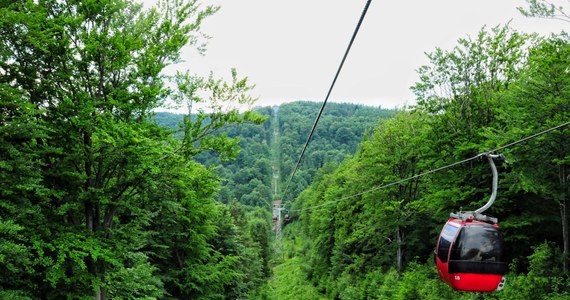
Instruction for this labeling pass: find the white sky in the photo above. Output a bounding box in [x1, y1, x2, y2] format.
[169, 0, 568, 109]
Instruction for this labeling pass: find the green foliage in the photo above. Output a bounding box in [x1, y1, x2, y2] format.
[518, 0, 570, 23]
[3, 0, 569, 298]
[282, 26, 570, 300]
[498, 242, 567, 300]
[278, 101, 393, 202]
[263, 223, 327, 300]
[0, 0, 271, 298]
[154, 101, 391, 207]
[106, 253, 165, 300]
[173, 68, 267, 161]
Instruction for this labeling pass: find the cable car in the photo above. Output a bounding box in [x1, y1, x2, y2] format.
[435, 214, 507, 292]
[434, 154, 507, 292]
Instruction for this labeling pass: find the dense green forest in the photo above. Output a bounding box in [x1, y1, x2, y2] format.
[155, 102, 392, 207]
[277, 25, 570, 300]
[0, 0, 271, 298]
[1, 0, 569, 299]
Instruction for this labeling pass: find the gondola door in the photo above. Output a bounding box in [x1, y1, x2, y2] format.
[435, 219, 460, 286]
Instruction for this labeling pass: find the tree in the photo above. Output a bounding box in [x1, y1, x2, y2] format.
[411, 24, 536, 217]
[0, 0, 266, 298]
[518, 0, 570, 23]
[493, 34, 570, 272]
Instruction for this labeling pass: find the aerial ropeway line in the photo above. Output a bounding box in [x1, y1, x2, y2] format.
[282, 0, 373, 200]
[288, 120, 570, 213]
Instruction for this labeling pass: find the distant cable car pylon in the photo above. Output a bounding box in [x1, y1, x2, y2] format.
[272, 200, 286, 258]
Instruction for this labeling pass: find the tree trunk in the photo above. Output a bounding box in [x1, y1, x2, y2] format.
[561, 163, 569, 274]
[396, 228, 404, 274]
[94, 287, 107, 300]
[562, 201, 568, 273]
[84, 130, 107, 299]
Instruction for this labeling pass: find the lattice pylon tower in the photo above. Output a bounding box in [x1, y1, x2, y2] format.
[273, 206, 284, 259]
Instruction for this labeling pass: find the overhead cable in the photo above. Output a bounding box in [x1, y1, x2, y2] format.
[290, 120, 570, 212]
[283, 0, 373, 199]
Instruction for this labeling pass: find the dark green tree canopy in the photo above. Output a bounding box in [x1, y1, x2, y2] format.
[0, 0, 270, 298]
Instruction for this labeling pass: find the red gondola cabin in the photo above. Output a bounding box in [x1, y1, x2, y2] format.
[435, 217, 507, 292]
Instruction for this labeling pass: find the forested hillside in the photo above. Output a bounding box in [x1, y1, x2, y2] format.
[155, 102, 393, 206]
[2, 0, 569, 299]
[277, 25, 570, 299]
[277, 102, 393, 202]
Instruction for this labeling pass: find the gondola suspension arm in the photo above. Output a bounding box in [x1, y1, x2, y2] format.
[450, 153, 505, 223]
[475, 154, 504, 214]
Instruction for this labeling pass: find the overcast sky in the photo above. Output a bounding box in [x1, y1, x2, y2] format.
[170, 0, 568, 109]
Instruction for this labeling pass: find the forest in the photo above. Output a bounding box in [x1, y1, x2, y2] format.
[0, 0, 568, 299]
[277, 21, 570, 300]
[154, 101, 392, 207]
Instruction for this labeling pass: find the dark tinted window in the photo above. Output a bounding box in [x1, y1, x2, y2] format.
[437, 223, 458, 263]
[450, 225, 505, 262]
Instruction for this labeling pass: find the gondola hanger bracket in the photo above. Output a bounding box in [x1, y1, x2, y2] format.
[450, 211, 498, 224]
